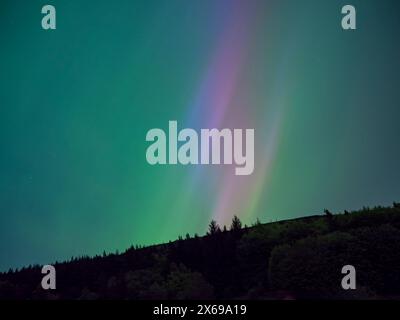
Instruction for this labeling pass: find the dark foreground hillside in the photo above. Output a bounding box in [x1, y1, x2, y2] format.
[1, 203, 400, 300]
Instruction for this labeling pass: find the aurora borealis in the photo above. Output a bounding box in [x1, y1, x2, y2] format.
[1, 0, 400, 271]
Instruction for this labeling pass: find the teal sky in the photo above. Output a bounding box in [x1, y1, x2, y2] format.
[1, 0, 399, 271]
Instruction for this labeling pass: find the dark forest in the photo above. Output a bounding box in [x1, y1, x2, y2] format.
[1, 203, 400, 300]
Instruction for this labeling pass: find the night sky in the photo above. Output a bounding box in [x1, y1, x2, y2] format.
[1, 0, 400, 271]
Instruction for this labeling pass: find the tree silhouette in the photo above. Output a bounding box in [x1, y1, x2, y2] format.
[230, 215, 242, 232]
[207, 220, 221, 235]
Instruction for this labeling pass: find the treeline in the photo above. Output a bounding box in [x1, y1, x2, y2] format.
[1, 203, 400, 299]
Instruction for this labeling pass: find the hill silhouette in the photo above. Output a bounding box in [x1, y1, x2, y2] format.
[1, 204, 400, 300]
